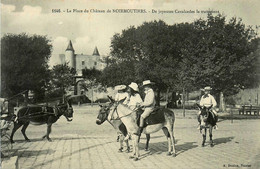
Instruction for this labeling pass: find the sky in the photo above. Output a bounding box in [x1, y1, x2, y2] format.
[1, 0, 260, 67]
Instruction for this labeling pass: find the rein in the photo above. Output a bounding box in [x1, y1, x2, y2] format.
[110, 103, 134, 120]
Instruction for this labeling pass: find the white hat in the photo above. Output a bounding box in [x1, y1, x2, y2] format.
[114, 85, 126, 91]
[128, 82, 139, 92]
[203, 86, 212, 91]
[142, 80, 154, 87]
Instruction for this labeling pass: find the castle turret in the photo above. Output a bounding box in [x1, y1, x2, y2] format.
[92, 46, 100, 56]
[65, 40, 76, 68]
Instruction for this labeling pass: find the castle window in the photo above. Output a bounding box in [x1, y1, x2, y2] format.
[82, 61, 85, 65]
[94, 61, 97, 66]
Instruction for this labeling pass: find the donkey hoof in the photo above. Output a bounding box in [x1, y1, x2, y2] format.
[210, 143, 214, 147]
[42, 135, 46, 139]
[47, 138, 52, 142]
[202, 143, 205, 147]
[134, 157, 139, 161]
[118, 148, 123, 152]
[172, 153, 176, 157]
[10, 140, 15, 144]
[26, 139, 31, 142]
[145, 148, 149, 151]
[166, 152, 172, 156]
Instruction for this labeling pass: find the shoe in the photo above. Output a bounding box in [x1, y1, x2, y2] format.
[197, 124, 200, 130]
[116, 136, 120, 142]
[214, 125, 218, 130]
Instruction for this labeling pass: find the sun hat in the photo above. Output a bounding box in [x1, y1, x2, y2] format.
[203, 86, 212, 91]
[128, 82, 139, 92]
[114, 85, 127, 91]
[142, 80, 155, 87]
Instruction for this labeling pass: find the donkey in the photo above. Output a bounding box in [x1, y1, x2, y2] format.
[197, 104, 216, 147]
[106, 97, 176, 161]
[10, 99, 73, 143]
[96, 103, 151, 152]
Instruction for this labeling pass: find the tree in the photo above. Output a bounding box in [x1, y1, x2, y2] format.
[49, 63, 76, 98]
[106, 20, 183, 105]
[1, 33, 52, 102]
[183, 14, 259, 111]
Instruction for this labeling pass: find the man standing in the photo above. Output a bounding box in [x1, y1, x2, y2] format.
[136, 80, 156, 136]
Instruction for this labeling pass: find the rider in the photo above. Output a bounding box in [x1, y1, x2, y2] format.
[114, 85, 129, 142]
[124, 82, 143, 140]
[136, 80, 156, 136]
[114, 85, 129, 104]
[197, 86, 218, 129]
[127, 82, 143, 111]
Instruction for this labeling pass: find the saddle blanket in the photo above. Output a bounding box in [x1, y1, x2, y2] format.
[136, 107, 166, 127]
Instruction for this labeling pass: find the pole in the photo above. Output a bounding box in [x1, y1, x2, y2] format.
[182, 87, 185, 117]
[231, 109, 233, 124]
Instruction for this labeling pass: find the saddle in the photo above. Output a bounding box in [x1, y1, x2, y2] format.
[136, 107, 165, 128]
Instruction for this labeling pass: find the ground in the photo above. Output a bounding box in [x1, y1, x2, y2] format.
[1, 105, 260, 169]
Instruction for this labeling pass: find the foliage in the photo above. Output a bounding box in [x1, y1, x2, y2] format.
[82, 67, 103, 92]
[100, 14, 259, 103]
[184, 14, 258, 96]
[1, 33, 52, 101]
[49, 63, 76, 97]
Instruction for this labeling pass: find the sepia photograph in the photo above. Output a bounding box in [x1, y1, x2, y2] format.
[1, 0, 260, 168]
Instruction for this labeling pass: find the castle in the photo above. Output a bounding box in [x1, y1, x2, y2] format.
[59, 41, 108, 97]
[59, 40, 106, 75]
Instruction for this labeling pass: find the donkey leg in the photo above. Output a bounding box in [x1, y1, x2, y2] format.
[118, 134, 124, 152]
[21, 122, 30, 142]
[162, 127, 171, 155]
[209, 126, 214, 147]
[145, 134, 150, 151]
[169, 125, 176, 157]
[46, 123, 53, 142]
[133, 134, 140, 161]
[10, 122, 23, 143]
[130, 134, 136, 159]
[125, 139, 130, 153]
[202, 129, 206, 147]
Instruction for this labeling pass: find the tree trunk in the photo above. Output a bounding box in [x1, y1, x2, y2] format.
[24, 90, 29, 106]
[156, 90, 161, 107]
[165, 88, 169, 108]
[219, 91, 226, 113]
[182, 87, 185, 117]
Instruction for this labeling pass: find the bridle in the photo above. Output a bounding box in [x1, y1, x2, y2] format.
[109, 102, 134, 120]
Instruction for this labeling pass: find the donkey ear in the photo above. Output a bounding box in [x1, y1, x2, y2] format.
[118, 97, 127, 104]
[196, 103, 202, 110]
[107, 95, 115, 103]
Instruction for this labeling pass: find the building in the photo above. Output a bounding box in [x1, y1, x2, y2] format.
[59, 40, 107, 97]
[59, 40, 106, 75]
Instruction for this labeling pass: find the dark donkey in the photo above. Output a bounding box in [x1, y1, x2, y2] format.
[197, 104, 217, 147]
[10, 99, 73, 143]
[96, 103, 151, 152]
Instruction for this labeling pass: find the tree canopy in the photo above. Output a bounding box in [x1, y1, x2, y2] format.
[100, 14, 259, 100]
[1, 33, 52, 100]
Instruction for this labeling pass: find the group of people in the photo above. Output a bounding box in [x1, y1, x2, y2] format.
[114, 80, 156, 137]
[113, 80, 219, 140]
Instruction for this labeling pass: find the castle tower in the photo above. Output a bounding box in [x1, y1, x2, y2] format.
[92, 46, 100, 56]
[65, 40, 75, 69]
